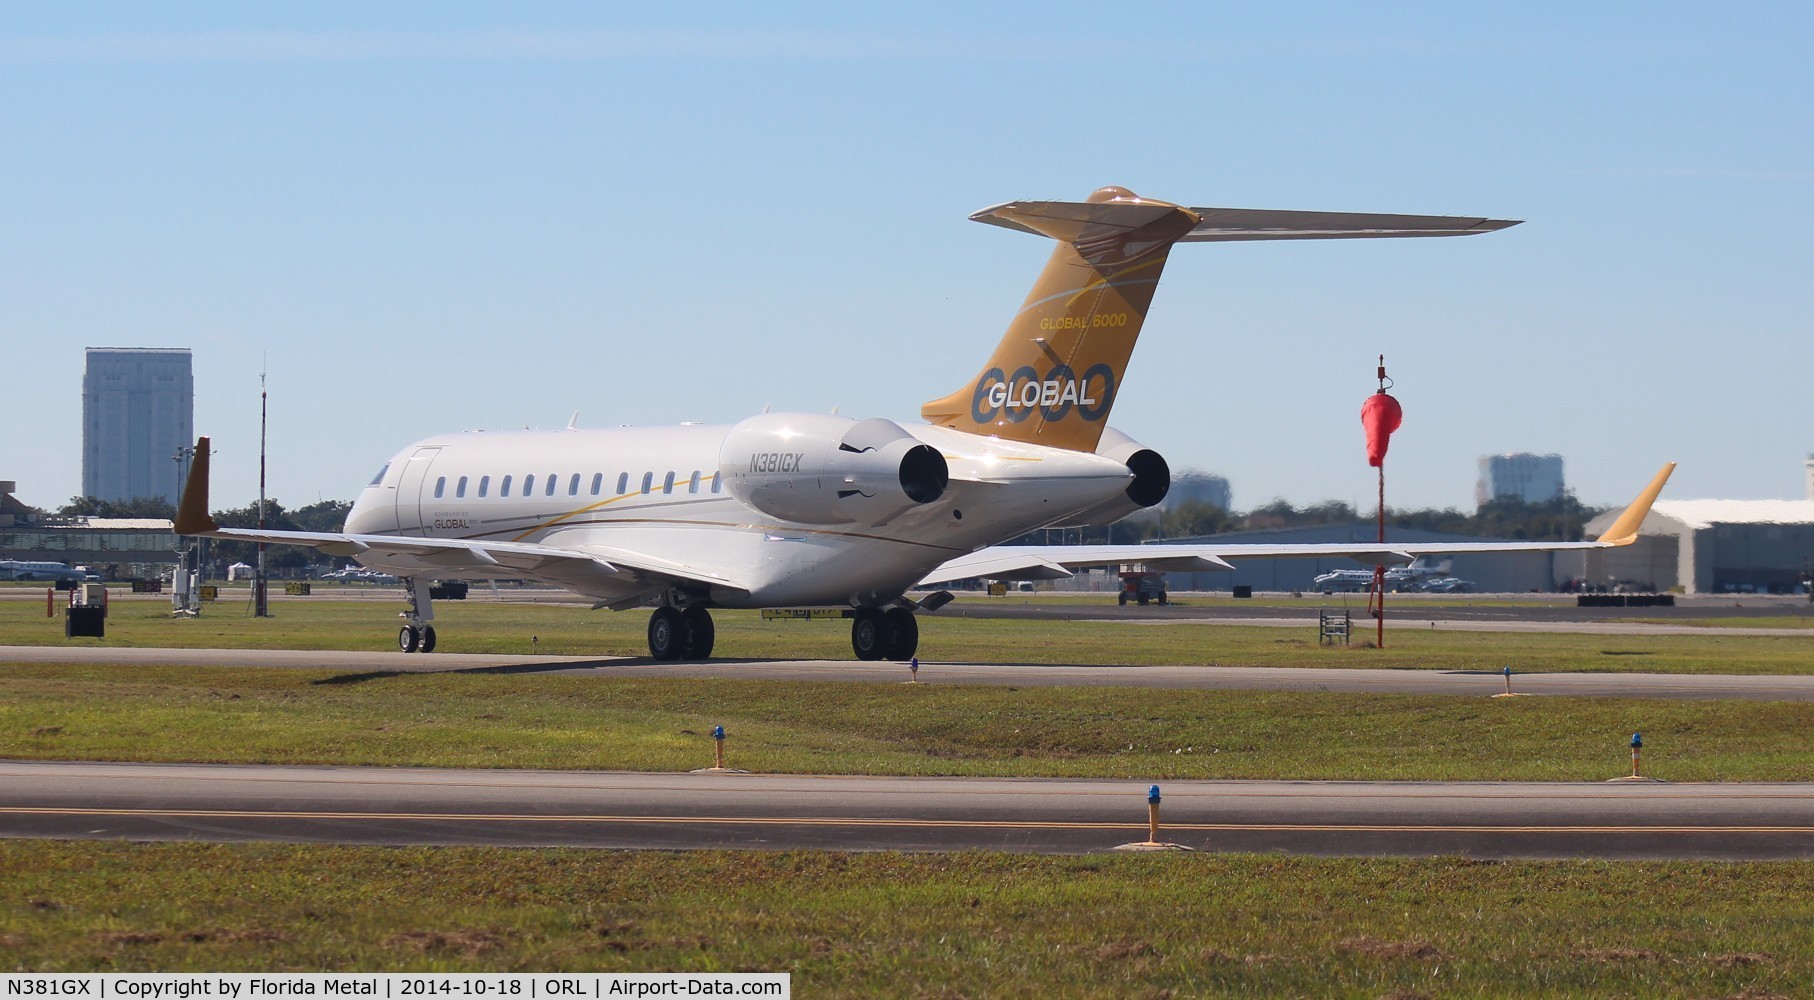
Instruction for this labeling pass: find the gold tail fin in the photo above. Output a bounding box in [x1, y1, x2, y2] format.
[173, 437, 219, 536]
[921, 186, 1198, 452]
[1596, 462, 1676, 545]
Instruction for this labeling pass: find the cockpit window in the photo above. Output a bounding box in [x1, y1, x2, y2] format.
[367, 464, 390, 487]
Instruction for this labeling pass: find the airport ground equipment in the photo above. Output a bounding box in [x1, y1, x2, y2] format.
[1117, 569, 1168, 606]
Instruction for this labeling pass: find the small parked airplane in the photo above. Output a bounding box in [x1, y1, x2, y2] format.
[174, 187, 1673, 660]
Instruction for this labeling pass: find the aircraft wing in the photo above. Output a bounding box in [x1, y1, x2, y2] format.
[920, 463, 1674, 586]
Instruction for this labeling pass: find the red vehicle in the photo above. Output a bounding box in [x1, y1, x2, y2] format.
[1117, 570, 1168, 606]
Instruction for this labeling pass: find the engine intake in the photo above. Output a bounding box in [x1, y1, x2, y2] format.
[720, 413, 949, 526]
[1050, 426, 1171, 527]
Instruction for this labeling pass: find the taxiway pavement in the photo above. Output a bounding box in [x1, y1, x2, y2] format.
[4, 645, 1811, 700]
[1, 760, 1808, 859]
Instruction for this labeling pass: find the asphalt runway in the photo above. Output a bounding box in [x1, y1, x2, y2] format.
[2, 760, 1808, 859]
[5, 645, 1812, 700]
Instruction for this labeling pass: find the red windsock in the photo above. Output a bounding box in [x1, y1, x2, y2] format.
[1361, 392, 1403, 467]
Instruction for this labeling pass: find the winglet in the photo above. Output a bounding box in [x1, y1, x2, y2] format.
[1595, 462, 1676, 546]
[173, 436, 219, 536]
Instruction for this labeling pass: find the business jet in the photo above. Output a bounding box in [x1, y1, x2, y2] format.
[174, 186, 1673, 660]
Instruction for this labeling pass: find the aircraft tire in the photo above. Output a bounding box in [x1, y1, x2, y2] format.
[420, 626, 437, 653]
[680, 608, 715, 660]
[881, 607, 918, 660]
[647, 607, 684, 661]
[398, 625, 420, 653]
[850, 609, 888, 661]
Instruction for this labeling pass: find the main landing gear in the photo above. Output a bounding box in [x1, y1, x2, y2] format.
[397, 577, 437, 653]
[850, 607, 918, 662]
[646, 606, 716, 661]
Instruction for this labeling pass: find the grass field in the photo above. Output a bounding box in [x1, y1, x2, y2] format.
[6, 596, 1814, 674]
[2, 841, 1808, 998]
[3, 662, 1809, 780]
[5, 595, 1810, 987]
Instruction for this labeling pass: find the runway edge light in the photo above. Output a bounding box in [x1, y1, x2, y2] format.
[1492, 664, 1527, 698]
[691, 724, 749, 775]
[1607, 730, 1665, 783]
[1113, 783, 1194, 852]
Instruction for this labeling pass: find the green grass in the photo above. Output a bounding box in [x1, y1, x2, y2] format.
[6, 596, 1814, 674]
[2, 841, 1808, 997]
[3, 663, 1808, 780]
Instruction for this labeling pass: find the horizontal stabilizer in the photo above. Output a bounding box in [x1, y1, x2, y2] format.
[972, 200, 1520, 243]
[1180, 207, 1520, 242]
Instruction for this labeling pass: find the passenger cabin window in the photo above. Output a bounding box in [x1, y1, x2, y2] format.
[711, 472, 722, 494]
[569, 473, 581, 496]
[590, 473, 603, 496]
[478, 476, 490, 498]
[546, 475, 558, 497]
[434, 477, 446, 499]
[501, 475, 512, 497]
[523, 474, 536, 496]
[640, 472, 652, 494]
[456, 476, 468, 499]
[662, 472, 675, 495]
[688, 471, 700, 494]
[617, 473, 629, 495]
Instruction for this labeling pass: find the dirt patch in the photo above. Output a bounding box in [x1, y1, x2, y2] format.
[178, 928, 291, 944]
[28, 899, 62, 911]
[385, 930, 508, 957]
[1710, 952, 1774, 968]
[1094, 939, 1155, 961]
[94, 931, 166, 945]
[1339, 936, 1446, 960]
[1573, 947, 1664, 962]
[30, 726, 64, 737]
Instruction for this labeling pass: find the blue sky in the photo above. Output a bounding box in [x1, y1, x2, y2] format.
[4, 3, 1810, 512]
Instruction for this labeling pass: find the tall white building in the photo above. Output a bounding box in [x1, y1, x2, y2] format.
[82, 348, 194, 505]
[1168, 470, 1233, 511]
[1476, 452, 1565, 507]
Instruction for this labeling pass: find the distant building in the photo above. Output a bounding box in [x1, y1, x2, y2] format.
[1167, 470, 1232, 511]
[1476, 452, 1564, 507]
[1562, 499, 1814, 594]
[1806, 453, 1813, 501]
[0, 481, 176, 579]
[82, 348, 194, 505]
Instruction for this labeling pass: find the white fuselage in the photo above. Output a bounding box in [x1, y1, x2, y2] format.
[342, 418, 1133, 609]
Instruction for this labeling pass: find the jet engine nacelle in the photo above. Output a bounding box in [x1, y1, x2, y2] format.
[1049, 426, 1171, 527]
[719, 413, 949, 526]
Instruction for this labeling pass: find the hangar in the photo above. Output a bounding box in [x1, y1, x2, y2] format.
[1562, 500, 1814, 595]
